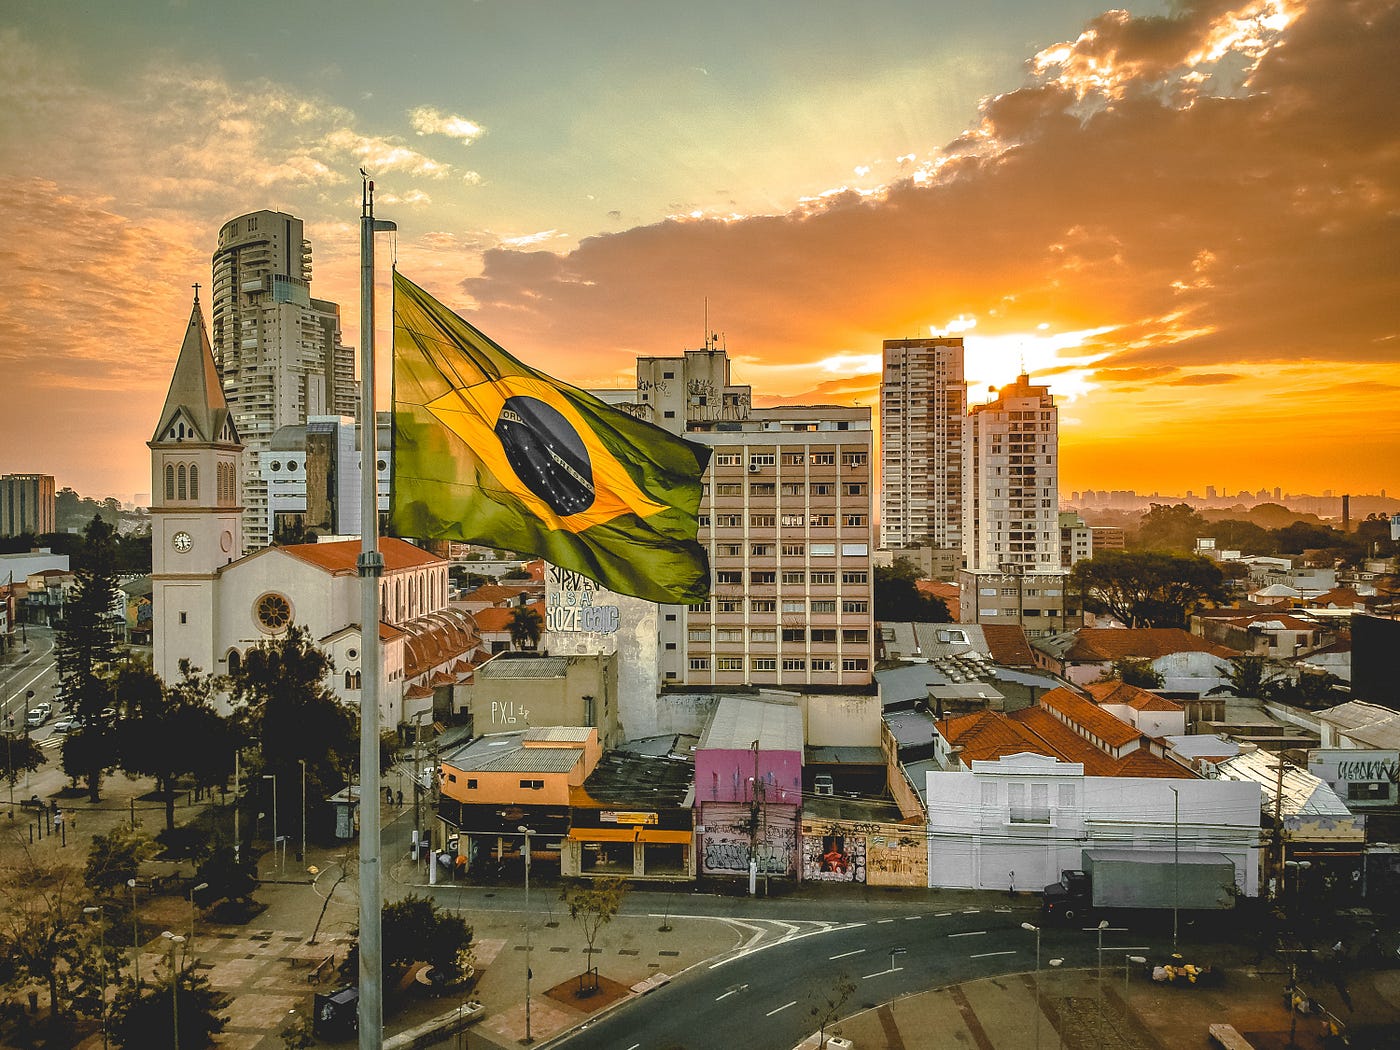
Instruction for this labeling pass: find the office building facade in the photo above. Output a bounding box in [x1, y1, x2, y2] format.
[621, 345, 876, 688]
[0, 474, 56, 537]
[209, 211, 359, 548]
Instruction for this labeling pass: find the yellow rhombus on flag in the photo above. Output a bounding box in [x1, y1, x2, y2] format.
[391, 270, 711, 605]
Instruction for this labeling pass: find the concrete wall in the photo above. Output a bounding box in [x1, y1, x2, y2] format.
[803, 692, 881, 747]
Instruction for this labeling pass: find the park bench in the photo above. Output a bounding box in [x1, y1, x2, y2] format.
[1208, 1023, 1255, 1050]
[19, 797, 47, 813]
[308, 955, 336, 984]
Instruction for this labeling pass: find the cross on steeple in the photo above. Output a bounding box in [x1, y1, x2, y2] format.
[192, 282, 201, 304]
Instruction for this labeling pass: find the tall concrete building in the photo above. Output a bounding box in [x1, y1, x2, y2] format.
[209, 211, 359, 548]
[616, 343, 876, 688]
[260, 413, 391, 543]
[0, 474, 56, 537]
[879, 337, 966, 553]
[958, 373, 1072, 638]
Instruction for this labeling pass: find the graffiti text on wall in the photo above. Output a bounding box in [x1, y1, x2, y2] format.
[546, 565, 620, 634]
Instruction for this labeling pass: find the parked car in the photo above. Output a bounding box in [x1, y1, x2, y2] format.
[51, 716, 78, 733]
[26, 705, 50, 728]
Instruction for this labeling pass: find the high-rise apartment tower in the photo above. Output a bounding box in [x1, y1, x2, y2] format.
[880, 338, 966, 553]
[209, 211, 358, 548]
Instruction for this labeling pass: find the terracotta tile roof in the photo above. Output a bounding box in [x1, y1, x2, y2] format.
[279, 536, 443, 576]
[1312, 588, 1363, 608]
[1009, 707, 1118, 774]
[1038, 686, 1142, 748]
[939, 711, 1057, 764]
[1111, 749, 1192, 778]
[461, 582, 538, 605]
[1083, 680, 1184, 713]
[1062, 628, 1237, 662]
[979, 624, 1037, 666]
[405, 683, 434, 700]
[472, 599, 545, 635]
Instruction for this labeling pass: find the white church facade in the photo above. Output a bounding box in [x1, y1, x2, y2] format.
[149, 294, 485, 728]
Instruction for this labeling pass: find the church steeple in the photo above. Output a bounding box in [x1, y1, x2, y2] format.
[151, 292, 238, 446]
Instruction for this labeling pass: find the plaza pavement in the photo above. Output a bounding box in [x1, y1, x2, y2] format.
[10, 771, 1400, 1049]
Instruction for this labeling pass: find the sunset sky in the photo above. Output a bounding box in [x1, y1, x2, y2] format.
[1, 0, 1396, 504]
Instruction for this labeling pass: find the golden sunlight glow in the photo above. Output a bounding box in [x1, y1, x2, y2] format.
[962, 326, 1116, 406]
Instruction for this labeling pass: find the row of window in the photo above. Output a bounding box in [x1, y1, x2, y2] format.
[690, 597, 871, 614]
[707, 482, 866, 497]
[688, 657, 870, 672]
[704, 514, 868, 528]
[689, 627, 868, 643]
[710, 452, 868, 467]
[713, 570, 869, 587]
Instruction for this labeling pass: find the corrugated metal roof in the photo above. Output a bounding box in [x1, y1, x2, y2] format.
[443, 732, 584, 774]
[1215, 749, 1352, 816]
[698, 695, 803, 752]
[525, 726, 594, 743]
[477, 656, 570, 679]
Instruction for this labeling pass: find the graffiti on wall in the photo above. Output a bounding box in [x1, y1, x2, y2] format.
[802, 819, 928, 887]
[802, 830, 866, 883]
[701, 805, 797, 876]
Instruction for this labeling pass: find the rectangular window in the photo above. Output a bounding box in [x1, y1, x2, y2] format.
[810, 452, 835, 465]
[781, 514, 806, 527]
[519, 779, 544, 790]
[750, 483, 775, 496]
[782, 658, 806, 671]
[810, 572, 837, 584]
[749, 454, 776, 466]
[780, 483, 806, 496]
[841, 571, 869, 584]
[717, 543, 742, 556]
[465, 778, 477, 789]
[717, 657, 743, 671]
[716, 483, 742, 496]
[782, 600, 806, 613]
[751, 571, 776, 585]
[810, 543, 835, 556]
[810, 628, 837, 643]
[715, 628, 744, 642]
[810, 658, 835, 671]
[782, 542, 806, 556]
[750, 544, 772, 556]
[751, 657, 777, 671]
[751, 628, 777, 642]
[782, 628, 806, 642]
[689, 600, 711, 613]
[842, 600, 869, 613]
[179, 612, 188, 624]
[781, 571, 805, 584]
[811, 483, 835, 496]
[688, 628, 710, 641]
[698, 515, 710, 527]
[689, 657, 709, 670]
[781, 452, 805, 465]
[751, 514, 776, 527]
[844, 483, 866, 496]
[841, 543, 869, 556]
[716, 571, 743, 585]
[751, 599, 776, 612]
[810, 514, 835, 526]
[841, 658, 869, 671]
[716, 514, 742, 527]
[843, 629, 869, 643]
[841, 452, 868, 467]
[811, 600, 836, 613]
[714, 453, 741, 466]
[717, 599, 742, 612]
[844, 514, 866, 526]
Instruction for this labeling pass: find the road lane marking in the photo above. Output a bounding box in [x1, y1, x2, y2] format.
[715, 984, 748, 1001]
[970, 950, 1018, 959]
[935, 911, 953, 917]
[863, 967, 904, 979]
[709, 921, 867, 969]
[948, 930, 987, 938]
[905, 915, 922, 920]
[767, 1000, 797, 1016]
[877, 918, 895, 924]
[626, 1044, 640, 1050]
[829, 949, 866, 960]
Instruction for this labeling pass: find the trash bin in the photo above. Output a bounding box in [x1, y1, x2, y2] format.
[312, 986, 359, 1039]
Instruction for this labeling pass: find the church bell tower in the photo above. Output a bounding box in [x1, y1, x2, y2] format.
[148, 288, 243, 685]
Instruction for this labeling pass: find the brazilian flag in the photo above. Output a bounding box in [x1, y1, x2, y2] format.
[391, 271, 711, 604]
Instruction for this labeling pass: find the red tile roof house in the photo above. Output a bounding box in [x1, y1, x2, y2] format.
[924, 686, 1262, 895]
[1031, 627, 1239, 692]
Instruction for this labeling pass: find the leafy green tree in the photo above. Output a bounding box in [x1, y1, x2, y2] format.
[195, 843, 259, 906]
[0, 848, 95, 1034]
[117, 662, 237, 830]
[1070, 550, 1226, 628]
[1209, 519, 1276, 556]
[561, 876, 627, 992]
[54, 516, 125, 801]
[1209, 654, 1288, 698]
[1133, 503, 1209, 552]
[339, 893, 474, 988]
[874, 559, 953, 623]
[84, 823, 159, 898]
[1100, 657, 1165, 689]
[508, 606, 544, 650]
[1272, 521, 1346, 556]
[2, 732, 46, 797]
[229, 625, 357, 843]
[108, 967, 229, 1050]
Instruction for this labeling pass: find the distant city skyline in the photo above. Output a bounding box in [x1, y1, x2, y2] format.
[2, 0, 1397, 499]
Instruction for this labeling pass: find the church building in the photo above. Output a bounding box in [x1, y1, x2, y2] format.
[149, 293, 485, 728]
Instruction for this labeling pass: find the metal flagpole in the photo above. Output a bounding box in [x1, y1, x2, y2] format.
[358, 172, 395, 1049]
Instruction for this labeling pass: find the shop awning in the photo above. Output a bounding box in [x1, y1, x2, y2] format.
[568, 828, 693, 845]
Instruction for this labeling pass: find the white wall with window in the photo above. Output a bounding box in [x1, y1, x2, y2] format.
[925, 753, 1262, 895]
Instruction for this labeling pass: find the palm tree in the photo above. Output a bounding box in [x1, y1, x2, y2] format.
[507, 607, 543, 651]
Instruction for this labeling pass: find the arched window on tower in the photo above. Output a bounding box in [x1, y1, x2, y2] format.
[165, 464, 175, 501]
[227, 649, 242, 675]
[177, 464, 187, 500]
[189, 464, 199, 501]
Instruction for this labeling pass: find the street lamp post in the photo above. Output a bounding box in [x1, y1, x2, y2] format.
[262, 774, 279, 875]
[84, 906, 108, 1050]
[188, 882, 208, 962]
[1170, 784, 1180, 951]
[127, 878, 140, 987]
[1284, 859, 1312, 929]
[1048, 959, 1064, 1050]
[519, 824, 533, 1045]
[1126, 955, 1147, 989]
[1022, 922, 1042, 1050]
[298, 758, 306, 863]
[161, 931, 186, 1050]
